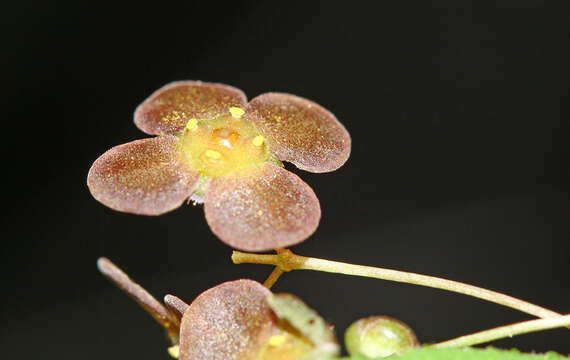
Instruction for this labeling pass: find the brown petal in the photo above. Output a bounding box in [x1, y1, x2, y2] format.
[135, 81, 247, 135]
[244, 93, 351, 173]
[164, 294, 189, 323]
[87, 135, 199, 215]
[97, 258, 180, 337]
[204, 163, 320, 251]
[179, 280, 277, 360]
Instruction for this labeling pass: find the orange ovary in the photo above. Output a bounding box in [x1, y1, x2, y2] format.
[212, 128, 240, 150]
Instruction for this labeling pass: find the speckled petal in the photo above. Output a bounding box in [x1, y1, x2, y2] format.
[135, 81, 247, 135]
[179, 280, 277, 360]
[87, 135, 199, 215]
[204, 163, 321, 251]
[244, 93, 351, 173]
[164, 294, 189, 323]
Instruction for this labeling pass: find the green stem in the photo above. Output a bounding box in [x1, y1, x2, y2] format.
[232, 250, 564, 323]
[434, 314, 570, 348]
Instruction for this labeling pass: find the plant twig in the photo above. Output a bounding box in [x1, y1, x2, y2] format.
[434, 314, 570, 348]
[232, 249, 565, 323]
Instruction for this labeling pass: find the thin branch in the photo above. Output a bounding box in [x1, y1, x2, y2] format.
[435, 314, 570, 348]
[232, 250, 565, 324]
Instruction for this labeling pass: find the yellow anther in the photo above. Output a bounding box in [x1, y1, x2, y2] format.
[229, 107, 245, 118]
[167, 345, 179, 359]
[204, 149, 222, 160]
[252, 135, 265, 146]
[185, 118, 198, 131]
[257, 210, 263, 216]
[268, 334, 287, 347]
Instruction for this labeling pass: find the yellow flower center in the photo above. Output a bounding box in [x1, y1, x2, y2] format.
[258, 331, 313, 360]
[179, 108, 269, 177]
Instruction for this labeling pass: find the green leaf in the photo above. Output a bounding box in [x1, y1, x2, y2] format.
[335, 347, 568, 360]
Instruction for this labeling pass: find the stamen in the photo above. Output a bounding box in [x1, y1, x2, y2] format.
[185, 118, 198, 131]
[229, 107, 245, 118]
[167, 345, 180, 358]
[252, 135, 265, 146]
[268, 334, 287, 347]
[204, 149, 222, 160]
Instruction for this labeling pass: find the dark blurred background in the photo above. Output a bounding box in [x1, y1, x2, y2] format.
[2, 1, 569, 358]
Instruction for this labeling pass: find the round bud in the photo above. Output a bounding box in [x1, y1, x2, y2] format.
[344, 316, 418, 358]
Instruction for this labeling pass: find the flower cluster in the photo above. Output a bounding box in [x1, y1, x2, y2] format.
[88, 81, 350, 251]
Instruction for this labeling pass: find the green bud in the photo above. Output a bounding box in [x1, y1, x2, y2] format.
[344, 316, 418, 358]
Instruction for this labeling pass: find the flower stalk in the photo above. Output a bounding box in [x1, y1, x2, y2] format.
[263, 267, 284, 289]
[233, 249, 564, 323]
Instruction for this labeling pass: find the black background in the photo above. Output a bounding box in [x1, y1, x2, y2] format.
[2, 1, 569, 358]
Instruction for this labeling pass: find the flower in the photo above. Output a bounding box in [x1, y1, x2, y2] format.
[178, 280, 339, 360]
[87, 81, 350, 251]
[97, 257, 339, 360]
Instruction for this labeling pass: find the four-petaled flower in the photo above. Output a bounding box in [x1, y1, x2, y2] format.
[88, 82, 350, 251]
